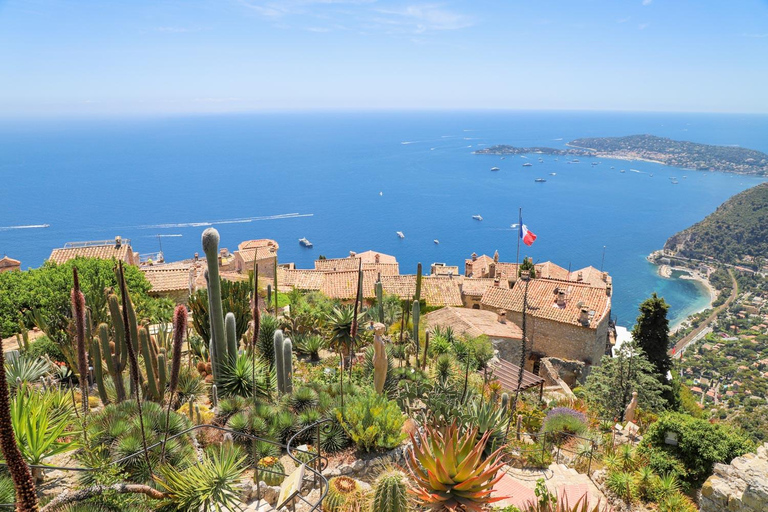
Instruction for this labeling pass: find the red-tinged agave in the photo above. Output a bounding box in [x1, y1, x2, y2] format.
[407, 421, 507, 511]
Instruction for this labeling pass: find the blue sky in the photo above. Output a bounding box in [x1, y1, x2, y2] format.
[1, 0, 767, 115]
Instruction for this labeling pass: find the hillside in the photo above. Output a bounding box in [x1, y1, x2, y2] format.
[664, 182, 768, 264]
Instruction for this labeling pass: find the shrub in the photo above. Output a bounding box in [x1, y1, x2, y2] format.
[639, 412, 753, 487]
[26, 335, 65, 362]
[605, 471, 636, 503]
[336, 388, 405, 452]
[541, 407, 588, 444]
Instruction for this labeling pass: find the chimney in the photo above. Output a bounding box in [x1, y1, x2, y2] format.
[471, 252, 478, 262]
[555, 288, 566, 307]
[374, 253, 380, 264]
[349, 251, 356, 258]
[497, 309, 507, 324]
[577, 271, 583, 282]
[115, 236, 122, 249]
[489, 261, 496, 279]
[606, 278, 612, 297]
[493, 250, 499, 263]
[579, 308, 590, 326]
[602, 272, 608, 282]
[194, 252, 199, 262]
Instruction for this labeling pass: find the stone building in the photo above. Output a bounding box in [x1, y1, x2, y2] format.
[233, 239, 279, 276]
[141, 263, 198, 305]
[0, 256, 21, 273]
[424, 306, 523, 362]
[48, 237, 138, 266]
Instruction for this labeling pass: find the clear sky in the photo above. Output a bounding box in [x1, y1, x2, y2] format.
[1, 0, 767, 116]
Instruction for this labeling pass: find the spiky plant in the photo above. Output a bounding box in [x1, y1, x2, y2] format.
[464, 400, 508, 456]
[71, 267, 89, 413]
[218, 396, 248, 420]
[372, 468, 409, 512]
[294, 334, 325, 362]
[605, 471, 636, 503]
[257, 314, 279, 367]
[319, 419, 351, 454]
[161, 305, 187, 462]
[407, 421, 506, 511]
[174, 367, 205, 408]
[0, 338, 39, 511]
[251, 439, 281, 462]
[289, 386, 320, 413]
[653, 472, 680, 501]
[324, 476, 361, 512]
[256, 456, 285, 486]
[657, 492, 697, 512]
[4, 353, 52, 391]
[218, 352, 274, 399]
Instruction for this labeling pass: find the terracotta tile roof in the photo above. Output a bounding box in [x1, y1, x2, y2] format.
[49, 240, 137, 266]
[465, 254, 495, 277]
[380, 275, 416, 299]
[461, 278, 509, 297]
[364, 262, 400, 275]
[238, 239, 279, 252]
[355, 250, 397, 264]
[220, 271, 250, 283]
[314, 258, 360, 271]
[0, 256, 21, 270]
[236, 245, 278, 266]
[424, 307, 523, 340]
[320, 269, 380, 300]
[142, 266, 195, 293]
[494, 261, 571, 282]
[277, 268, 324, 291]
[422, 277, 463, 307]
[431, 264, 460, 277]
[482, 279, 611, 329]
[570, 266, 609, 288]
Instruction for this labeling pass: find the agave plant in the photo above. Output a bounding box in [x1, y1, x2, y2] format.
[523, 494, 608, 512]
[4, 352, 52, 391]
[407, 421, 506, 511]
[218, 352, 275, 399]
[463, 400, 508, 456]
[294, 334, 325, 362]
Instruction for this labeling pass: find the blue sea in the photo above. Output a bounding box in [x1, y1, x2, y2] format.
[1, 111, 766, 328]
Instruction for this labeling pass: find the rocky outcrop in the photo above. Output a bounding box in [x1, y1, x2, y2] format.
[700, 443, 768, 512]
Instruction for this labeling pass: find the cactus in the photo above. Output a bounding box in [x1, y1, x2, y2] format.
[282, 338, 293, 394]
[267, 284, 272, 313]
[411, 299, 420, 363]
[0, 338, 39, 511]
[324, 476, 361, 512]
[375, 277, 385, 324]
[372, 468, 409, 512]
[188, 396, 195, 422]
[139, 326, 161, 401]
[256, 456, 285, 486]
[202, 228, 228, 385]
[157, 353, 167, 394]
[91, 337, 110, 405]
[225, 312, 238, 365]
[211, 384, 218, 409]
[501, 392, 510, 412]
[194, 404, 201, 425]
[274, 330, 286, 394]
[373, 324, 387, 394]
[71, 267, 89, 413]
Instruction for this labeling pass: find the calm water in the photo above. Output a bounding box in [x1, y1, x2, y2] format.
[1, 111, 766, 327]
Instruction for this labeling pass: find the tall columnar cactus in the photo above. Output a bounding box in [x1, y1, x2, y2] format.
[161, 304, 187, 462]
[373, 323, 387, 394]
[225, 312, 238, 365]
[411, 299, 420, 361]
[372, 468, 409, 512]
[282, 338, 293, 394]
[501, 392, 510, 412]
[0, 338, 39, 511]
[139, 326, 161, 401]
[91, 337, 110, 405]
[211, 384, 218, 409]
[375, 277, 385, 324]
[267, 284, 272, 313]
[71, 267, 89, 413]
[274, 329, 286, 394]
[415, 262, 422, 303]
[202, 228, 227, 384]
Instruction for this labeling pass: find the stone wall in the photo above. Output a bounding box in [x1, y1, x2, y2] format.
[700, 443, 768, 512]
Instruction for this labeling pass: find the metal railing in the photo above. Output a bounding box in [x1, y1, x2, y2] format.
[0, 419, 331, 511]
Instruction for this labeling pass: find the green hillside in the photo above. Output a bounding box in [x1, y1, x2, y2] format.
[664, 182, 768, 265]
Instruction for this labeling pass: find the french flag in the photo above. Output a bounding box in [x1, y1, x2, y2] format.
[519, 213, 537, 246]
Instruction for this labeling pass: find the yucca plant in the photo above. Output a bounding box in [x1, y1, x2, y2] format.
[634, 465, 657, 501]
[289, 386, 320, 413]
[657, 492, 697, 512]
[218, 352, 274, 399]
[319, 418, 351, 454]
[294, 334, 325, 362]
[155, 443, 247, 512]
[605, 470, 636, 503]
[407, 421, 506, 511]
[4, 353, 52, 391]
[652, 472, 680, 501]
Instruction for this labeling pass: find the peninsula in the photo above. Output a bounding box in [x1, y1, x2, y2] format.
[476, 134, 768, 175]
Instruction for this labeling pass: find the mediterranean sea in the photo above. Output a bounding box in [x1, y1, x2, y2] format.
[1, 111, 766, 328]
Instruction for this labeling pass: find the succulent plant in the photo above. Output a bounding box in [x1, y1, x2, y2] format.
[372, 468, 409, 512]
[71, 267, 89, 413]
[202, 228, 228, 382]
[407, 421, 507, 511]
[256, 456, 286, 486]
[324, 476, 361, 512]
[289, 386, 319, 413]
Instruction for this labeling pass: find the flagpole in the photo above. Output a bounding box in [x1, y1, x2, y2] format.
[515, 207, 522, 277]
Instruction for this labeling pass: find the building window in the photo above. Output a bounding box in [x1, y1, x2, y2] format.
[472, 304, 480, 310]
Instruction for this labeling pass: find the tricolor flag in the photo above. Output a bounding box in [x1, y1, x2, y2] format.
[519, 212, 537, 246]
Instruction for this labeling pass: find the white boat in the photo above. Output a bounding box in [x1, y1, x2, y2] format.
[534, 178, 547, 183]
[620, 169, 626, 173]
[396, 231, 405, 239]
[610, 166, 615, 169]
[379, 191, 383, 196]
[523, 162, 533, 167]
[490, 166, 500, 171]
[472, 215, 483, 221]
[649, 173, 654, 177]
[433, 239, 440, 244]
[298, 237, 313, 248]
[549, 172, 556, 176]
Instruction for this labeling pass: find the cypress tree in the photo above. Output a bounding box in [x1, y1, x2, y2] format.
[631, 293, 672, 380]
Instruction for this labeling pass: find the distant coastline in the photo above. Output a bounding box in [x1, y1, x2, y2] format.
[476, 134, 768, 176]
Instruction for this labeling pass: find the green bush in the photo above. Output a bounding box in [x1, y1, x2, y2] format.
[26, 335, 66, 362]
[639, 412, 753, 487]
[336, 388, 406, 452]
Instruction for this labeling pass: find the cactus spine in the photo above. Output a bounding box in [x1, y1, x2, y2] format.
[282, 338, 293, 394]
[274, 330, 286, 394]
[373, 324, 387, 394]
[202, 228, 228, 385]
[256, 456, 285, 486]
[91, 337, 110, 405]
[413, 262, 422, 361]
[372, 468, 409, 512]
[324, 476, 361, 512]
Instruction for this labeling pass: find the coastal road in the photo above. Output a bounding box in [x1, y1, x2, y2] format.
[671, 269, 738, 359]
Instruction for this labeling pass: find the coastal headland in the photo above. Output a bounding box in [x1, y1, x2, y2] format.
[476, 134, 768, 175]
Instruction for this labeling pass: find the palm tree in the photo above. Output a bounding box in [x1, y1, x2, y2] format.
[326, 306, 355, 367]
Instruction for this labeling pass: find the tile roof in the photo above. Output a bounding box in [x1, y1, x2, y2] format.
[461, 278, 509, 297]
[0, 256, 21, 270]
[465, 254, 495, 277]
[380, 275, 416, 299]
[481, 278, 611, 329]
[490, 358, 545, 393]
[494, 261, 571, 282]
[421, 277, 463, 307]
[238, 239, 279, 251]
[277, 268, 324, 291]
[314, 258, 360, 272]
[355, 250, 397, 264]
[313, 253, 399, 274]
[569, 266, 609, 289]
[49, 241, 137, 266]
[431, 264, 460, 277]
[424, 307, 523, 340]
[142, 265, 195, 293]
[237, 245, 278, 264]
[320, 269, 380, 300]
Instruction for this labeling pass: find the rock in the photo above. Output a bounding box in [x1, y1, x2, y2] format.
[700, 442, 768, 512]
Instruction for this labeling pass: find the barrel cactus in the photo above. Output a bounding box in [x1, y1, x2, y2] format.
[256, 456, 285, 486]
[372, 468, 409, 512]
[324, 476, 361, 512]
